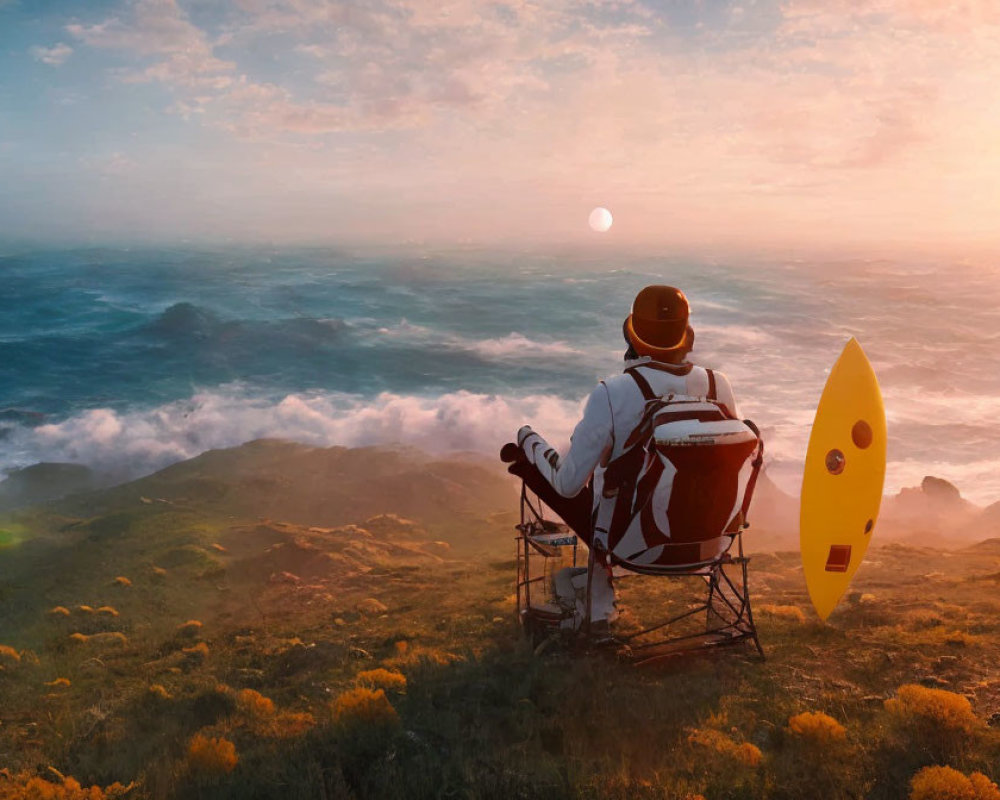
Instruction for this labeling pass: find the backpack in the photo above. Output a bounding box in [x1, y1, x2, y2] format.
[593, 366, 763, 568]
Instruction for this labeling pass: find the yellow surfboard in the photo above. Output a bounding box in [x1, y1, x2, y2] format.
[800, 338, 887, 621]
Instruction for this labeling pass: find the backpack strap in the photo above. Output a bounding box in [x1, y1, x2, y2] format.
[625, 367, 656, 401]
[602, 370, 669, 555]
[706, 368, 717, 401]
[600, 443, 646, 554]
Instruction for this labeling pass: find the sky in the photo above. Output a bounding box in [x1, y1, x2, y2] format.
[2, 0, 1000, 250]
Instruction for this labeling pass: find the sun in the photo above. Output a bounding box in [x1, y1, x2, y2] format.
[588, 207, 613, 233]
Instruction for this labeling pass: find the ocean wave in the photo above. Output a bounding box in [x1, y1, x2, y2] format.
[5, 382, 1000, 505]
[467, 333, 580, 359]
[0, 382, 821, 498]
[7, 249, 1000, 509]
[372, 319, 584, 360]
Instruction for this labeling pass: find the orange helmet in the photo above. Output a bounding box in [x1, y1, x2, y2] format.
[624, 285, 691, 359]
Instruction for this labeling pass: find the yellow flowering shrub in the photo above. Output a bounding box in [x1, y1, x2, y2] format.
[48, 606, 71, 617]
[384, 645, 462, 668]
[971, 774, 1000, 800]
[0, 645, 21, 663]
[177, 620, 203, 637]
[237, 689, 275, 717]
[187, 733, 238, 775]
[787, 711, 847, 744]
[332, 687, 400, 730]
[909, 765, 1000, 800]
[112, 577, 131, 587]
[95, 607, 119, 617]
[687, 727, 762, 767]
[148, 684, 171, 700]
[267, 711, 316, 739]
[44, 678, 71, 688]
[885, 685, 982, 735]
[356, 668, 407, 692]
[0, 773, 133, 799]
[182, 642, 209, 661]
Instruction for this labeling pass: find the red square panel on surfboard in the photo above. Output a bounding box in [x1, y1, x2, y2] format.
[824, 544, 852, 573]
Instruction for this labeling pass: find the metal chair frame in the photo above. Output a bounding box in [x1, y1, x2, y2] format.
[515, 484, 580, 633]
[515, 482, 764, 663]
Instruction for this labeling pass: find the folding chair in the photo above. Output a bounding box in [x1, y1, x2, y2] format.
[515, 424, 765, 664]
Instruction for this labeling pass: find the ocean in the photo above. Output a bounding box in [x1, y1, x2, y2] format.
[1, 246, 998, 503]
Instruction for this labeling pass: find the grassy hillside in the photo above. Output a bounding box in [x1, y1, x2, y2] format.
[0, 442, 998, 799]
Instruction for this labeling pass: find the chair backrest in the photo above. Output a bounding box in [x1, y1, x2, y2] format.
[606, 412, 762, 570]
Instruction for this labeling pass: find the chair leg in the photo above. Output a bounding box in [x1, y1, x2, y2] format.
[584, 545, 595, 639]
[740, 557, 765, 660]
[705, 570, 722, 631]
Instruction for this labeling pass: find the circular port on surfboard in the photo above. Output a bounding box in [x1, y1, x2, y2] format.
[825, 449, 846, 475]
[852, 420, 873, 449]
[864, 519, 873, 534]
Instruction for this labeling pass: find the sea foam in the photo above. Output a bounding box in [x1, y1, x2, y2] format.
[2, 388, 582, 485]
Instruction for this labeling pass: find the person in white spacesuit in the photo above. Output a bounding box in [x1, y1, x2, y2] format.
[501, 285, 740, 559]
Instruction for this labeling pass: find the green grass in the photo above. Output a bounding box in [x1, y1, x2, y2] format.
[0, 519, 31, 550]
[2, 447, 1000, 798]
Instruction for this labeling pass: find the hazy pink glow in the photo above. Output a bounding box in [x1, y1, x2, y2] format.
[10, 0, 1000, 249]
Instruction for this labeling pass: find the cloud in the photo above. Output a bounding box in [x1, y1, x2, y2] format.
[204, 0, 653, 138]
[30, 43, 73, 66]
[37, 0, 1000, 247]
[781, 0, 1000, 35]
[66, 0, 234, 88]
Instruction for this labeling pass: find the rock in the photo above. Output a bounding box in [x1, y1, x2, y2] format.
[921, 476, 962, 502]
[269, 571, 301, 584]
[881, 474, 980, 546]
[356, 598, 388, 615]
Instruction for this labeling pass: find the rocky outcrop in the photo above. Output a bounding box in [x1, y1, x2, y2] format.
[880, 475, 983, 547]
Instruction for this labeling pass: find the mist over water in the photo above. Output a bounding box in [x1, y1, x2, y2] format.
[1, 247, 998, 503]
